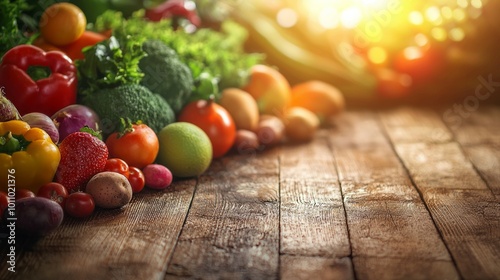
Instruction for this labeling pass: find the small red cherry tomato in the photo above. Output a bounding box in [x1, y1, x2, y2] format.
[128, 166, 145, 193]
[104, 158, 130, 179]
[16, 189, 36, 200]
[64, 192, 95, 218]
[37, 182, 69, 207]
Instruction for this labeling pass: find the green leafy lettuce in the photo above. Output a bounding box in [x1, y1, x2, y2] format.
[94, 10, 264, 99]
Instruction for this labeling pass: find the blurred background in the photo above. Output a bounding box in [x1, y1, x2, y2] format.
[14, 0, 500, 107]
[196, 0, 500, 107]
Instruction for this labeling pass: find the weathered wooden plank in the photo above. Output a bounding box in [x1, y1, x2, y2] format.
[0, 180, 196, 280]
[329, 112, 456, 278]
[446, 106, 500, 197]
[462, 143, 500, 196]
[280, 256, 354, 280]
[393, 142, 488, 191]
[423, 189, 500, 280]
[380, 107, 453, 144]
[165, 155, 280, 279]
[279, 133, 349, 258]
[382, 107, 500, 279]
[328, 111, 387, 148]
[354, 256, 460, 280]
[345, 200, 451, 260]
[445, 106, 500, 146]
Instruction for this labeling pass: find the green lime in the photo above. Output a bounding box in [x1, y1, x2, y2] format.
[157, 122, 213, 178]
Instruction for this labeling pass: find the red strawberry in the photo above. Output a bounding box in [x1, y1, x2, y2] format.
[55, 131, 109, 193]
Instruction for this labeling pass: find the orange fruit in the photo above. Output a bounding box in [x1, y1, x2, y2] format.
[289, 80, 345, 124]
[39, 3, 87, 46]
[243, 64, 291, 116]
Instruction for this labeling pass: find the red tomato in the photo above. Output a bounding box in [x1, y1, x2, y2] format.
[0, 191, 8, 217]
[105, 122, 159, 169]
[104, 158, 130, 178]
[16, 189, 36, 200]
[393, 46, 444, 83]
[37, 182, 69, 207]
[128, 167, 146, 193]
[178, 99, 236, 158]
[64, 192, 95, 218]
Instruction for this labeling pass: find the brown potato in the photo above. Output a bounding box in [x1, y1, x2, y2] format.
[85, 172, 132, 209]
[284, 107, 320, 142]
[218, 88, 260, 131]
[233, 129, 260, 155]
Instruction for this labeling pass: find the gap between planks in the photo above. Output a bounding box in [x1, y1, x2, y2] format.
[378, 106, 500, 280]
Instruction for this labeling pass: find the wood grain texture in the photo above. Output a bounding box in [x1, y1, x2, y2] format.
[345, 200, 451, 260]
[280, 256, 354, 280]
[328, 111, 387, 148]
[380, 107, 453, 144]
[446, 106, 500, 146]
[1, 107, 499, 279]
[329, 113, 456, 277]
[462, 143, 500, 196]
[423, 189, 500, 280]
[165, 155, 280, 279]
[382, 107, 500, 279]
[0, 180, 196, 280]
[279, 133, 349, 257]
[354, 257, 460, 280]
[393, 142, 489, 191]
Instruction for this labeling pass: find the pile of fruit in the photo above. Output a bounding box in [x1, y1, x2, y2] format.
[0, 1, 345, 236]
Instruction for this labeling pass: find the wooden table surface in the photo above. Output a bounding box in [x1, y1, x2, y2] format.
[1, 106, 499, 280]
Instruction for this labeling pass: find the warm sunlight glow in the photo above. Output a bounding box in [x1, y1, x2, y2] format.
[368, 47, 388, 64]
[453, 8, 466, 21]
[457, 0, 469, 9]
[441, 7, 454, 19]
[403, 46, 423, 60]
[361, 0, 388, 9]
[449, 27, 465, 41]
[277, 8, 298, 28]
[340, 6, 362, 29]
[409, 11, 424, 25]
[414, 33, 429, 46]
[319, 7, 339, 29]
[471, 0, 483, 9]
[431, 27, 448, 41]
[425, 6, 443, 24]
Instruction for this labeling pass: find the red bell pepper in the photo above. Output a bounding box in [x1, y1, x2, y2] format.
[0, 45, 77, 116]
[145, 0, 201, 27]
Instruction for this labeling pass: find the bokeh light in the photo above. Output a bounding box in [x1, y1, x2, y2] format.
[340, 6, 362, 29]
[276, 8, 298, 28]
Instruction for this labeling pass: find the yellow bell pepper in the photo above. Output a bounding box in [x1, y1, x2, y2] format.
[0, 120, 60, 192]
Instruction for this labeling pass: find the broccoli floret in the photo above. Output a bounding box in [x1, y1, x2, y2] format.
[80, 84, 175, 137]
[139, 40, 194, 114]
[141, 39, 177, 58]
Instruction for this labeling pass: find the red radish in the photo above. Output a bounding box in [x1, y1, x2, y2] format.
[143, 164, 173, 190]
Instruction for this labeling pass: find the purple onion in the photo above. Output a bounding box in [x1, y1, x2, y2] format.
[51, 104, 100, 142]
[22, 112, 59, 144]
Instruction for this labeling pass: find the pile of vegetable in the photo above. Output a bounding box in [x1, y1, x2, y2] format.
[0, 1, 345, 236]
